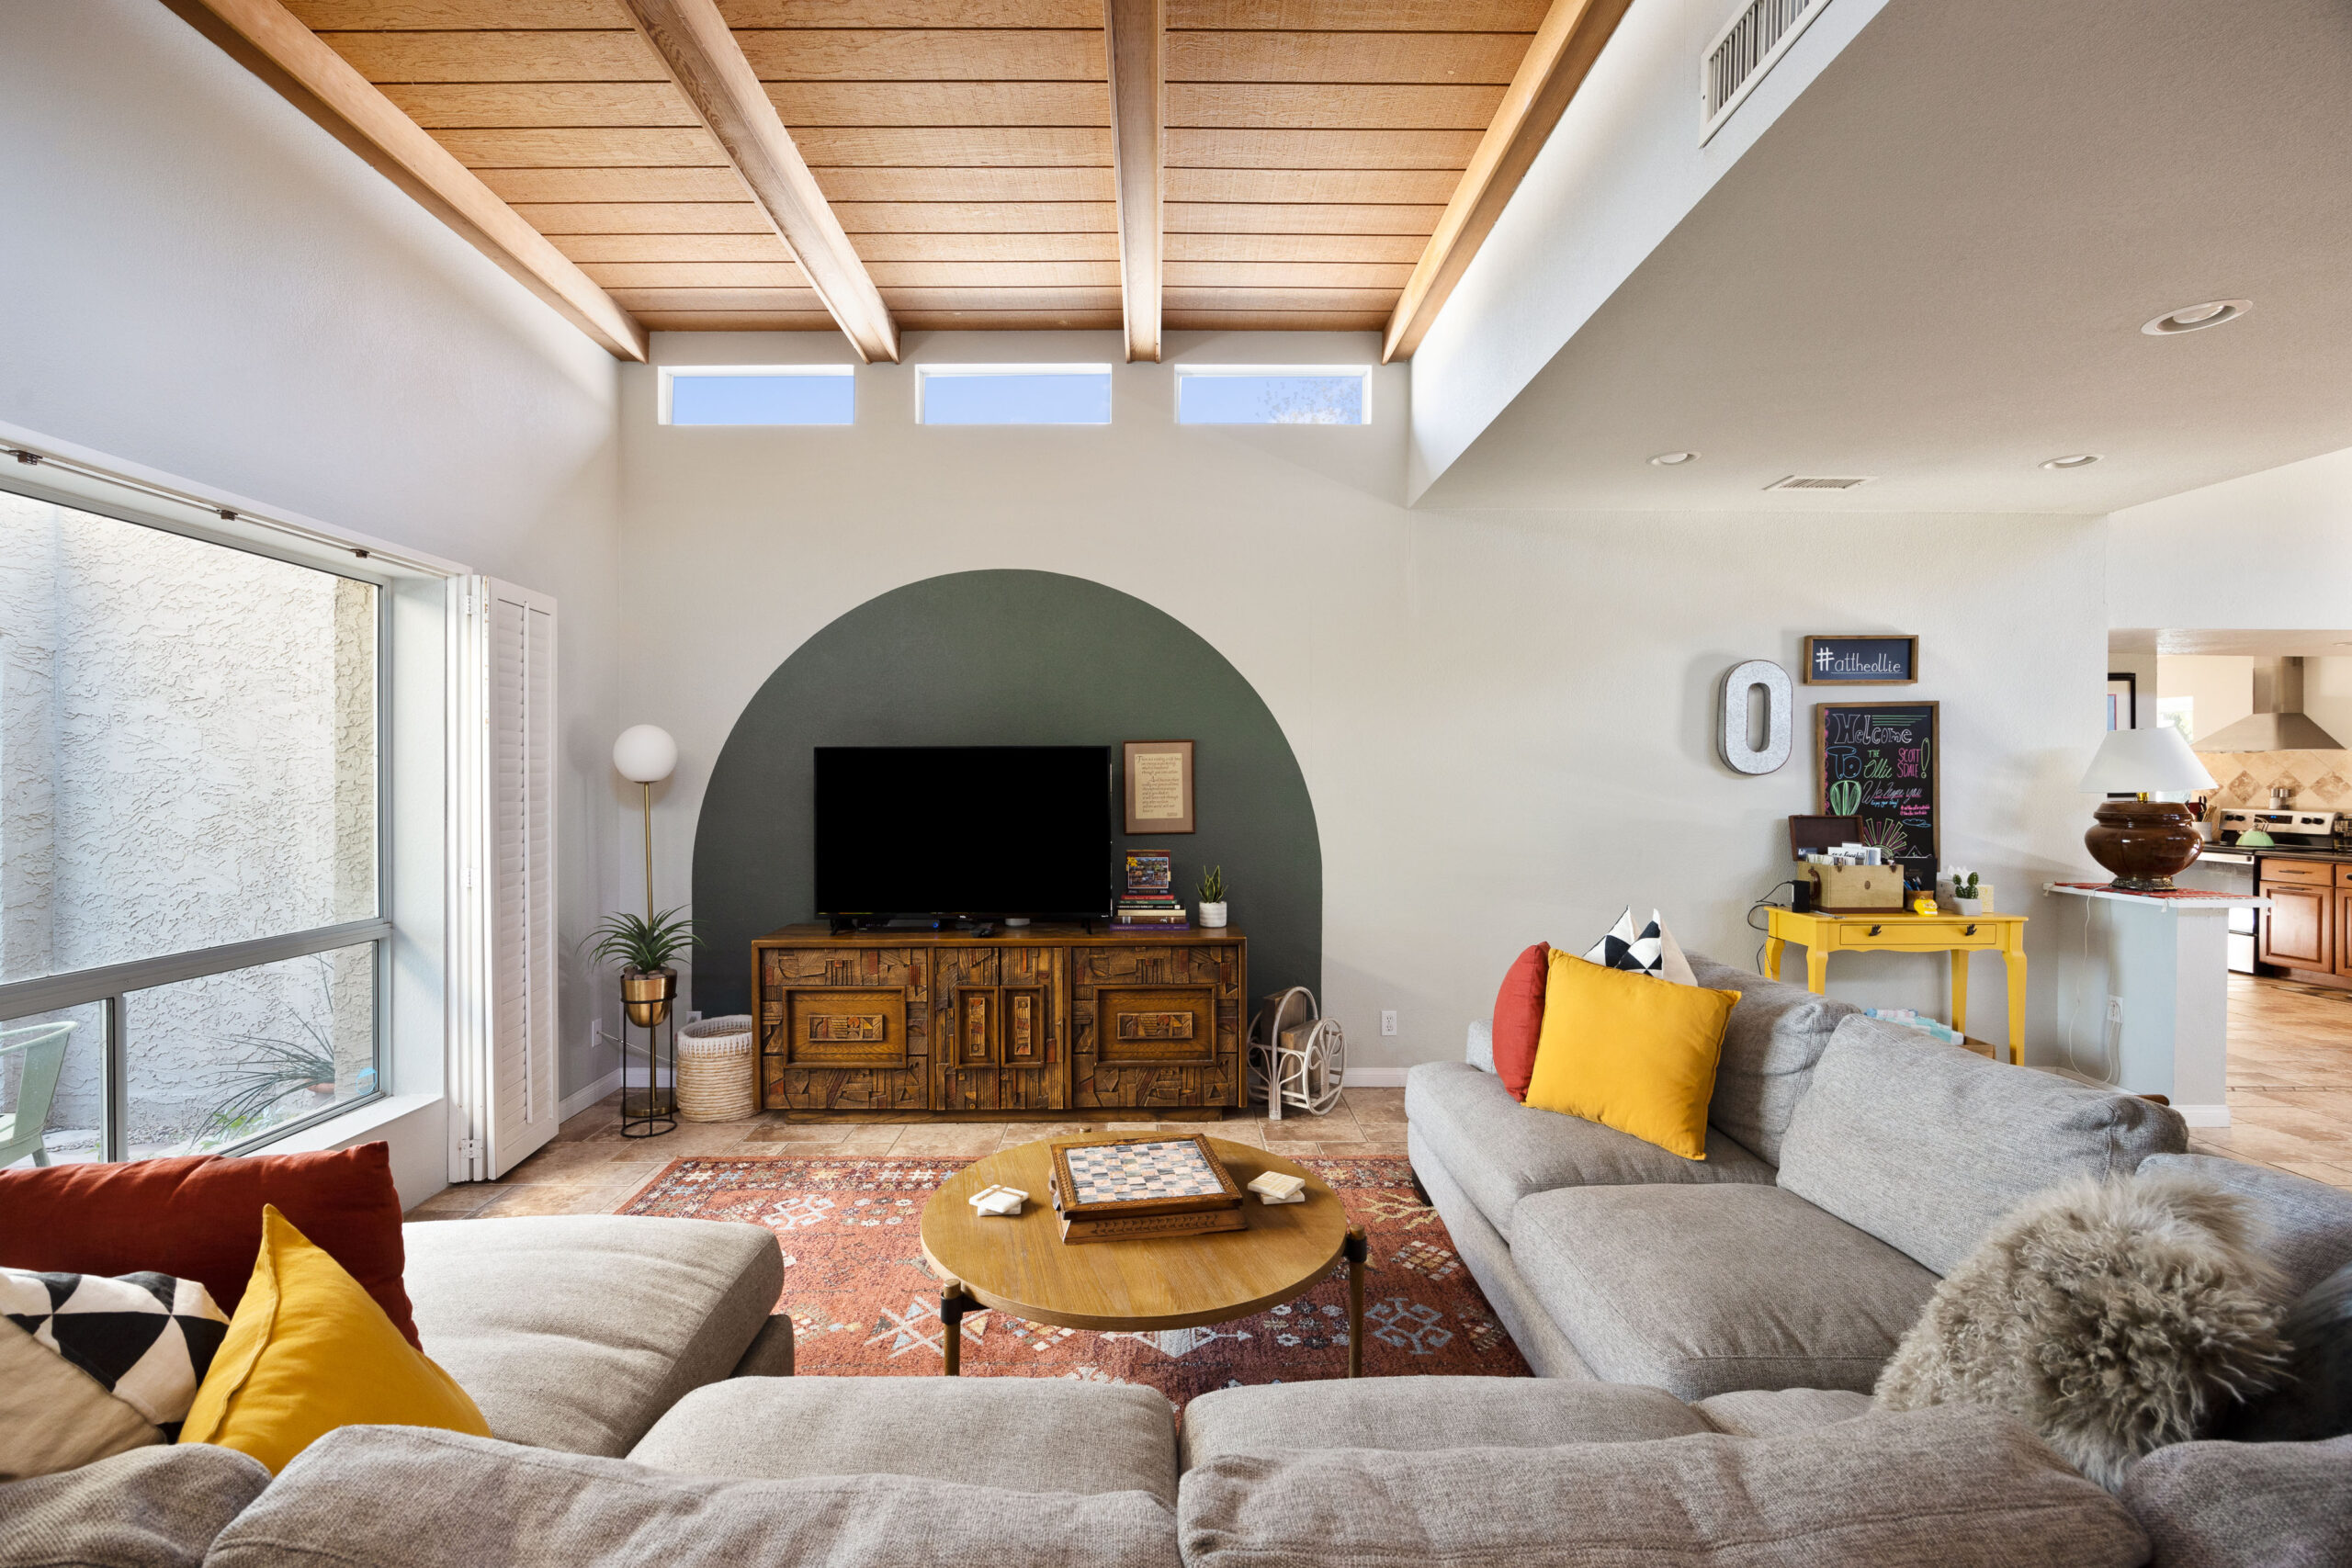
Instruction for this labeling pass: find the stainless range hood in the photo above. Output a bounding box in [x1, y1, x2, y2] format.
[2197, 657, 2345, 751]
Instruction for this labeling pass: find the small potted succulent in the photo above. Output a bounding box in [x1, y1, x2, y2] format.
[1950, 872, 1985, 919]
[1196, 865, 1228, 930]
[589, 906, 703, 1028]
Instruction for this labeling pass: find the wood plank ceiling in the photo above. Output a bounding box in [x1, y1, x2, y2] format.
[267, 0, 1606, 355]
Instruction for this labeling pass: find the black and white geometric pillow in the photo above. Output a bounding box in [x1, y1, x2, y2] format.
[1584, 908, 1698, 987]
[0, 1267, 229, 1438]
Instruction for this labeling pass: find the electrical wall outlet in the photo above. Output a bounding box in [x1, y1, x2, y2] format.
[2106, 996, 2125, 1023]
[1380, 1010, 1398, 1036]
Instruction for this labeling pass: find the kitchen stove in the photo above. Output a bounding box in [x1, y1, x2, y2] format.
[2216, 807, 2346, 851]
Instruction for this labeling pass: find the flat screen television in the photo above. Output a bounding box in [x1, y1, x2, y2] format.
[814, 746, 1114, 919]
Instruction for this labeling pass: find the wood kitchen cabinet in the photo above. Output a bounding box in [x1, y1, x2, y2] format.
[2257, 860, 2335, 973]
[2339, 868, 2352, 981]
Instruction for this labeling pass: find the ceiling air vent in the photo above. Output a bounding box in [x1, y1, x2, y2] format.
[1766, 475, 1874, 491]
[1702, 0, 1831, 144]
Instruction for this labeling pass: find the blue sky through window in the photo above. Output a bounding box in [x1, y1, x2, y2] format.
[920, 368, 1112, 425]
[668, 371, 854, 425]
[1176, 370, 1368, 425]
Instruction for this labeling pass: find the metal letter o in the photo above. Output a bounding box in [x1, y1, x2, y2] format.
[1718, 660, 1792, 775]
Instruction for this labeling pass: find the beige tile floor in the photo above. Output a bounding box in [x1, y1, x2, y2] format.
[407, 1087, 1408, 1221]
[406, 973, 2352, 1220]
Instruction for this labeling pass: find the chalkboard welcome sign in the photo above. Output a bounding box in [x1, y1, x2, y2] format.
[1804, 634, 1917, 685]
[1816, 701, 1939, 893]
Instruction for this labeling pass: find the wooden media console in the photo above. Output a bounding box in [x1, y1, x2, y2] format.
[752, 924, 1246, 1120]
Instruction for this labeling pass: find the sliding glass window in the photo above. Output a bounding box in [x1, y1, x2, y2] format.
[0, 488, 386, 1166]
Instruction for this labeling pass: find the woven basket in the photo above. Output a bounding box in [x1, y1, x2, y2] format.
[674, 1014, 758, 1122]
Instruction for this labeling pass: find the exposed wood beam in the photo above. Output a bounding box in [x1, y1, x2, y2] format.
[1381, 0, 1634, 362]
[619, 0, 899, 363]
[161, 0, 648, 362]
[1103, 0, 1164, 363]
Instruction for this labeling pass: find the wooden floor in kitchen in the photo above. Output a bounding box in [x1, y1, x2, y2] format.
[406, 973, 2352, 1221]
[406, 1088, 1408, 1221]
[2199, 973, 2352, 1190]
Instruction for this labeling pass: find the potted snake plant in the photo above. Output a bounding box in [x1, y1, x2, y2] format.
[589, 906, 702, 1028]
[1196, 865, 1228, 930]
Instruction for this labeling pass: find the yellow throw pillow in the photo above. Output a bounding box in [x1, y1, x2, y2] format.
[179, 1205, 488, 1473]
[1525, 952, 1739, 1160]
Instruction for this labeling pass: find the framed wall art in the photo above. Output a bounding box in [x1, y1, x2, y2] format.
[1815, 701, 1939, 891]
[1803, 635, 1918, 685]
[2106, 672, 2137, 730]
[1123, 739, 1195, 834]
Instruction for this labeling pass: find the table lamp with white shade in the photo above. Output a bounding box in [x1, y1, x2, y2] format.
[2077, 727, 2219, 890]
[613, 724, 678, 921]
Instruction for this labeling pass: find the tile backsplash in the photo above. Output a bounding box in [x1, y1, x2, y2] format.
[2196, 750, 2352, 811]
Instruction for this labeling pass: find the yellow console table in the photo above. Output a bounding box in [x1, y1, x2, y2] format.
[1763, 909, 2029, 1064]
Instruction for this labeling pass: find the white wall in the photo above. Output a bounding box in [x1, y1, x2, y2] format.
[626, 331, 2108, 1068]
[2109, 446, 2352, 630]
[1405, 0, 1889, 500]
[0, 0, 630, 1191]
[2157, 656, 2255, 745]
[2308, 657, 2352, 750]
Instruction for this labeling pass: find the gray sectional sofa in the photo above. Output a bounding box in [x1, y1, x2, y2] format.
[18, 1356, 2349, 1567]
[8, 959, 2352, 1566]
[1408, 953, 2227, 1391]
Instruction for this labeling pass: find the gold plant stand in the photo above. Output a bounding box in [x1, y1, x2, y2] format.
[619, 967, 678, 1138]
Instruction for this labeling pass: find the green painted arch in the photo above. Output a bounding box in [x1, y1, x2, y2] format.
[690, 570, 1322, 1019]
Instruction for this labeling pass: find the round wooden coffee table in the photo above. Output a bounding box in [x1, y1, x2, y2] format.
[920, 1135, 1369, 1376]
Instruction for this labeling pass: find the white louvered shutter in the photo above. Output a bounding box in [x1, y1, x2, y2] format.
[450, 577, 559, 1181]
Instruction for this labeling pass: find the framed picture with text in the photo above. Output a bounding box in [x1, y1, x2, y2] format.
[1803, 634, 1919, 685]
[1123, 739, 1195, 834]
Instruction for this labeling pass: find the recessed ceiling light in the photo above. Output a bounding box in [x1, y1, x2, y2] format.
[1649, 451, 1698, 466]
[2041, 454, 2101, 469]
[2142, 299, 2252, 335]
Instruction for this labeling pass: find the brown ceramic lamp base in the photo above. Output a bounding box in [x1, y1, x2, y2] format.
[2085, 799, 2203, 890]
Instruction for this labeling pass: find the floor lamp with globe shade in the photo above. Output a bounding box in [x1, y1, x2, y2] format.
[609, 725, 680, 1136]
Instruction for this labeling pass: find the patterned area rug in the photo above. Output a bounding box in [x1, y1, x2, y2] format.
[619, 1154, 1531, 1408]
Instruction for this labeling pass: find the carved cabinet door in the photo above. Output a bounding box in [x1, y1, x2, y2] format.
[1072, 943, 1243, 1110]
[933, 946, 1065, 1112]
[759, 946, 929, 1111]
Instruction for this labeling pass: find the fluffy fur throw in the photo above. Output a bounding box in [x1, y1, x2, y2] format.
[1874, 1169, 2289, 1489]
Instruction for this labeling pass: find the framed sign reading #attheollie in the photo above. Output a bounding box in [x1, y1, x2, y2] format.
[1804, 635, 1918, 685]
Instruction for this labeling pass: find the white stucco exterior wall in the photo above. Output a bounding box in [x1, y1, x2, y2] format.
[0, 0, 631, 1168]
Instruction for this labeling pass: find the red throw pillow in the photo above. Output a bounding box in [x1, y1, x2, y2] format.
[0, 1142, 418, 1348]
[1492, 942, 1550, 1101]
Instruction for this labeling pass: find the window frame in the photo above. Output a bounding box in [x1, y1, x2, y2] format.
[0, 472, 393, 1161]
[915, 363, 1115, 426]
[657, 364, 857, 426]
[1172, 364, 1374, 426]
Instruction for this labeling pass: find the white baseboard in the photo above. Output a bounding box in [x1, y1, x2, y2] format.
[2173, 1103, 2229, 1128]
[1344, 1067, 1408, 1088]
[558, 1069, 622, 1123]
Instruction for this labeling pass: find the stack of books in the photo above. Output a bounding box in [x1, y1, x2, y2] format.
[1111, 852, 1189, 933]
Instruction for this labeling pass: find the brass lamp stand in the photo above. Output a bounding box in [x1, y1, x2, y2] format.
[614, 726, 679, 1137]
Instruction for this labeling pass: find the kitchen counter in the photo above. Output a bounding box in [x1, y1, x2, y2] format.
[2043, 884, 2242, 1127]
